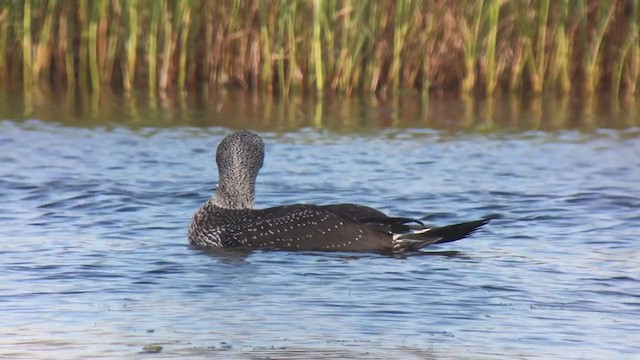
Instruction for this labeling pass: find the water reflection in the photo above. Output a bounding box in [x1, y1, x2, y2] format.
[1, 85, 639, 131]
[199, 248, 467, 263]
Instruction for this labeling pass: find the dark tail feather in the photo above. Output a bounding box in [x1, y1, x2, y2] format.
[430, 219, 490, 244]
[394, 218, 490, 252]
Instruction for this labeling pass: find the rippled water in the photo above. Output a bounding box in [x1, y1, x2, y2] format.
[1, 115, 640, 359]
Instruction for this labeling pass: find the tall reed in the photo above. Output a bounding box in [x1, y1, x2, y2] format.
[0, 7, 7, 80]
[1, 0, 638, 97]
[22, 0, 33, 85]
[123, 0, 137, 91]
[459, 0, 484, 93]
[484, 0, 499, 95]
[311, 0, 324, 92]
[613, 0, 639, 95]
[582, 0, 616, 94]
[548, 0, 571, 93]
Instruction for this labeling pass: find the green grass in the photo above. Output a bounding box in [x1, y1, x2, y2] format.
[0, 0, 637, 96]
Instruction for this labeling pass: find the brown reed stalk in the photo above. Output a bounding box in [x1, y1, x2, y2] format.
[159, 0, 172, 92]
[332, 0, 366, 94]
[613, 0, 639, 95]
[102, 0, 120, 85]
[200, 1, 214, 91]
[514, 0, 550, 93]
[418, 3, 435, 93]
[358, 2, 379, 94]
[0, 7, 8, 80]
[22, 0, 33, 84]
[628, 0, 640, 95]
[367, 2, 389, 93]
[548, 0, 571, 93]
[33, 0, 57, 81]
[323, 0, 338, 82]
[583, 0, 616, 94]
[176, 0, 190, 92]
[258, 1, 273, 92]
[77, 0, 89, 89]
[484, 0, 500, 95]
[62, 3, 75, 90]
[535, 0, 550, 91]
[285, 1, 303, 93]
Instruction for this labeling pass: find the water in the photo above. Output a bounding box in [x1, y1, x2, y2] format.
[1, 91, 640, 359]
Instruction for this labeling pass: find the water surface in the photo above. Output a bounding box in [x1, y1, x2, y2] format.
[1, 91, 639, 359]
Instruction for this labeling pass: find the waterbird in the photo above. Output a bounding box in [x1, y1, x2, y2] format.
[189, 130, 489, 253]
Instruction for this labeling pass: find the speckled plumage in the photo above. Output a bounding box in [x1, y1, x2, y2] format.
[189, 130, 489, 253]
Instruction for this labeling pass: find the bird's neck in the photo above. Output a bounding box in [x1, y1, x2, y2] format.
[212, 171, 256, 209]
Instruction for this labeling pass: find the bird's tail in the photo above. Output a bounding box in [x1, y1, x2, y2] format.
[392, 218, 490, 252]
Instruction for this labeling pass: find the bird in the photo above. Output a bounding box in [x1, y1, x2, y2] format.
[189, 130, 489, 253]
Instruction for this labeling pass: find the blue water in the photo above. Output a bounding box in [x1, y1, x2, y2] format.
[1, 120, 639, 359]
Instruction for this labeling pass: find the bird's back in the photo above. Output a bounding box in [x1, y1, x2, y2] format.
[189, 203, 393, 252]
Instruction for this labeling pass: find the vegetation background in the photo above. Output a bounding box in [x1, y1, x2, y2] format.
[0, 0, 638, 97]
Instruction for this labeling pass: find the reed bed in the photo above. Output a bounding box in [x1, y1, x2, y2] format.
[0, 0, 638, 96]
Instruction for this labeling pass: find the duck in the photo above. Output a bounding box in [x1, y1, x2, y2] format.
[189, 130, 489, 253]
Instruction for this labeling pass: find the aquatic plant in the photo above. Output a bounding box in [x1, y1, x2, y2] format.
[0, 0, 637, 96]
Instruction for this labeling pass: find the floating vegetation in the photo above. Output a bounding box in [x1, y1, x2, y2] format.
[0, 0, 638, 96]
[141, 343, 163, 354]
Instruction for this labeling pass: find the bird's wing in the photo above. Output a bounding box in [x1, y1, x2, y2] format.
[223, 204, 392, 252]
